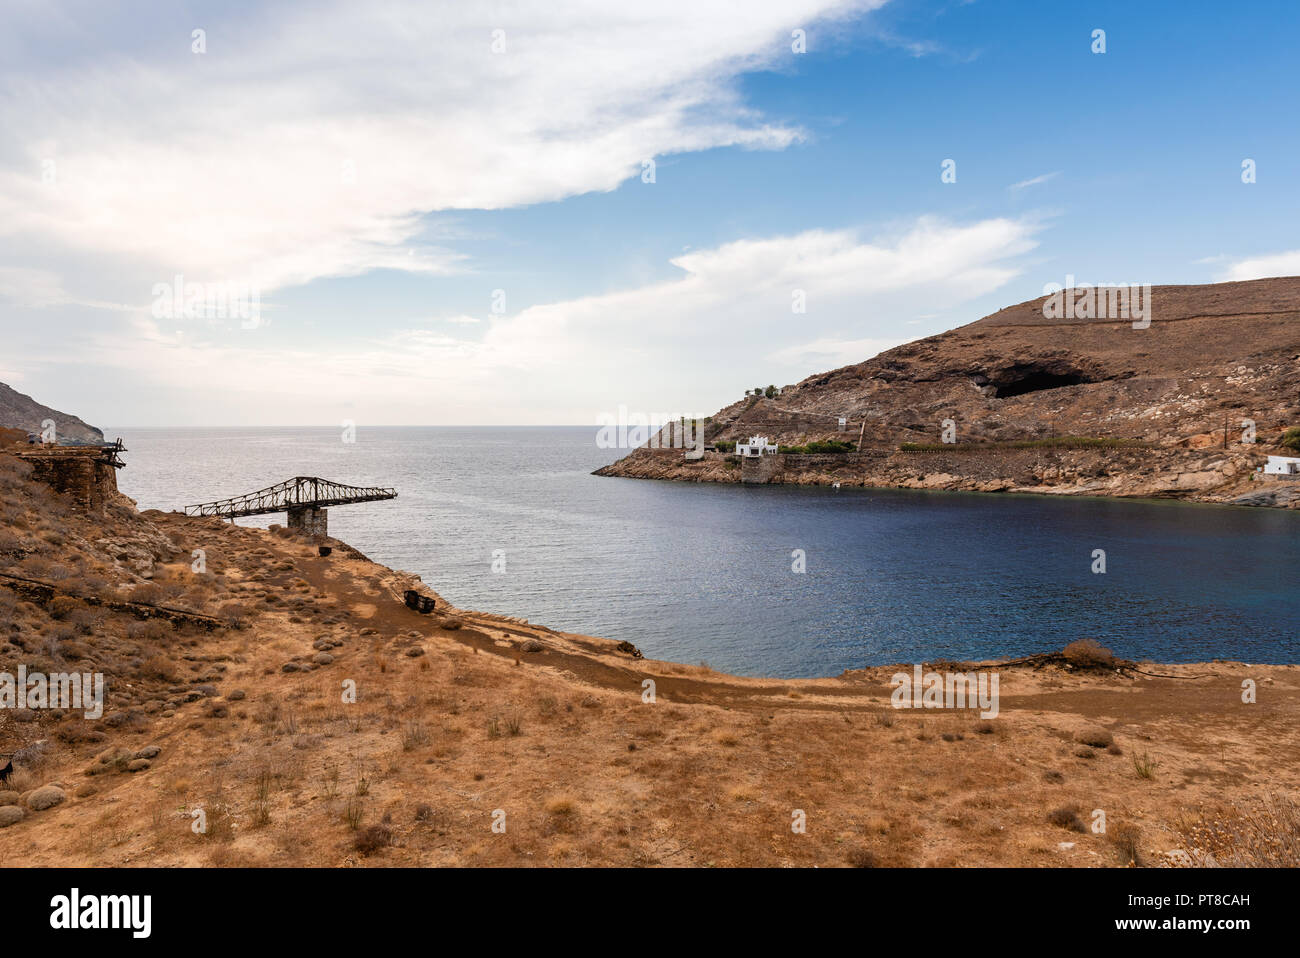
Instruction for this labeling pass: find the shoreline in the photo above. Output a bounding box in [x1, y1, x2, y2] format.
[596, 464, 1300, 513]
[594, 446, 1300, 509]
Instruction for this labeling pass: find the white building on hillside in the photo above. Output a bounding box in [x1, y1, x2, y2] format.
[736, 435, 779, 457]
[1263, 455, 1300, 476]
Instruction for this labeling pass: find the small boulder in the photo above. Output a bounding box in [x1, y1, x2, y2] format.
[405, 646, 425, 658]
[282, 663, 301, 673]
[519, 639, 545, 654]
[313, 652, 335, 665]
[26, 785, 66, 811]
[11, 707, 37, 722]
[134, 745, 162, 760]
[228, 689, 246, 701]
[126, 759, 152, 773]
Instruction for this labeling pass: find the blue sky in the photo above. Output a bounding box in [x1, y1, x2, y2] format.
[1, 0, 1297, 426]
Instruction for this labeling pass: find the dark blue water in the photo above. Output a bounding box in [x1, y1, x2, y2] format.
[107, 425, 1300, 677]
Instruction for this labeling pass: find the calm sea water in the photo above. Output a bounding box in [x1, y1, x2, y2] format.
[106, 426, 1300, 677]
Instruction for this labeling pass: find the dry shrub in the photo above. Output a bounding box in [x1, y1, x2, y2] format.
[131, 583, 163, 606]
[218, 602, 250, 629]
[1108, 821, 1143, 866]
[128, 619, 173, 643]
[1132, 751, 1159, 779]
[353, 824, 393, 855]
[401, 720, 428, 751]
[1046, 806, 1087, 833]
[46, 595, 82, 620]
[344, 797, 364, 829]
[545, 796, 578, 834]
[1062, 638, 1117, 670]
[140, 654, 178, 682]
[67, 607, 104, 635]
[1075, 727, 1113, 749]
[846, 847, 878, 867]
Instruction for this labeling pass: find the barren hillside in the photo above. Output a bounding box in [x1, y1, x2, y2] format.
[0, 382, 103, 443]
[597, 277, 1300, 507]
[1, 444, 1297, 867]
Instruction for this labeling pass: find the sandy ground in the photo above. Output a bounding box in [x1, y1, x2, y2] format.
[2, 512, 1297, 868]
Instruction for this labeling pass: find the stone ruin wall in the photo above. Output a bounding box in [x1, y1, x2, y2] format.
[19, 453, 119, 514]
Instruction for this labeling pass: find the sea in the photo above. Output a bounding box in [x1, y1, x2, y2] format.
[106, 425, 1300, 678]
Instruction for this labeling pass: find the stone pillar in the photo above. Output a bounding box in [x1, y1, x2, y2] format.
[287, 506, 328, 536]
[741, 455, 781, 484]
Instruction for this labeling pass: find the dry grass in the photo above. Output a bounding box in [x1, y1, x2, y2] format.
[1174, 797, 1300, 867]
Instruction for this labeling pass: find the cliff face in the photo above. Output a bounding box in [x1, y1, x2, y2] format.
[596, 276, 1300, 507]
[0, 382, 104, 443]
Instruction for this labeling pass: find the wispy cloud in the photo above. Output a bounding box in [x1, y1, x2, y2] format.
[1008, 171, 1062, 191]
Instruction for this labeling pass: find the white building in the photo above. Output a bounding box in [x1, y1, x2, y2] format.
[736, 435, 779, 457]
[1263, 455, 1300, 476]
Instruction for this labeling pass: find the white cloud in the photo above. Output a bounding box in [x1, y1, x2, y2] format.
[0, 266, 132, 312]
[1221, 249, 1300, 282]
[0, 0, 885, 301]
[18, 216, 1040, 424]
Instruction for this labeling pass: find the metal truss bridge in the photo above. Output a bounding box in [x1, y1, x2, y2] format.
[184, 476, 396, 534]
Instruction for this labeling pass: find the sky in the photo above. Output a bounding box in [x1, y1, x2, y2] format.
[1, 0, 1298, 427]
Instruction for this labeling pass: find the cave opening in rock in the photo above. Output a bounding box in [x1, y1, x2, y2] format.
[991, 369, 1090, 398]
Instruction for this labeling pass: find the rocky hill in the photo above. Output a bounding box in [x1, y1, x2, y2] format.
[597, 276, 1300, 507]
[0, 382, 104, 443]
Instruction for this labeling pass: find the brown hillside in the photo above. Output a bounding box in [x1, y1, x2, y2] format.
[0, 382, 104, 443]
[597, 277, 1300, 506]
